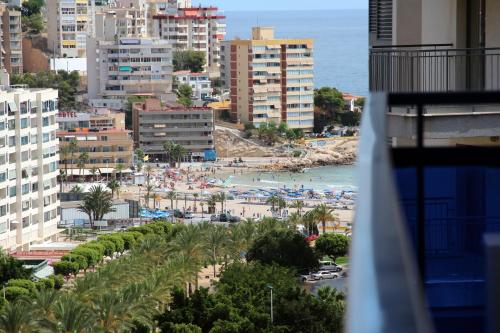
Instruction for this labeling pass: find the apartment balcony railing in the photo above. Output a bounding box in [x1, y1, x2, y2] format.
[369, 44, 500, 92]
[349, 91, 500, 333]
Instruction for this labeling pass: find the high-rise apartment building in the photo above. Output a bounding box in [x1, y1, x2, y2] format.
[0, 86, 60, 251]
[223, 27, 314, 132]
[150, 1, 226, 72]
[87, 0, 173, 109]
[47, 0, 94, 58]
[0, 4, 22, 74]
[132, 99, 215, 161]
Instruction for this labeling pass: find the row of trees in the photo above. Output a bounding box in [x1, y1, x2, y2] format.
[0, 216, 349, 332]
[244, 122, 305, 146]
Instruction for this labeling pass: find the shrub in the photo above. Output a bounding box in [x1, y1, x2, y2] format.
[79, 241, 105, 258]
[61, 254, 88, 272]
[118, 233, 136, 250]
[7, 279, 36, 293]
[126, 231, 144, 242]
[52, 261, 79, 278]
[98, 235, 125, 254]
[98, 240, 116, 257]
[36, 278, 55, 290]
[3, 286, 30, 301]
[293, 150, 302, 158]
[50, 275, 65, 290]
[128, 225, 155, 235]
[71, 248, 100, 268]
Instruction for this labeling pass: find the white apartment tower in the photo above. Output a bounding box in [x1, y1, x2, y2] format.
[47, 0, 94, 58]
[87, 0, 173, 109]
[150, 0, 226, 73]
[0, 86, 60, 251]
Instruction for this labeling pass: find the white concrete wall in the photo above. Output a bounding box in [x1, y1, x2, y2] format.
[421, 0, 457, 45]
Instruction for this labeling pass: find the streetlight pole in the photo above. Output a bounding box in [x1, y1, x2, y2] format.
[267, 285, 274, 325]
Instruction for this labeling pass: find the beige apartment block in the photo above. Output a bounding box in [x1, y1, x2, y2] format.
[0, 4, 23, 74]
[47, 0, 94, 58]
[223, 27, 314, 132]
[0, 86, 61, 252]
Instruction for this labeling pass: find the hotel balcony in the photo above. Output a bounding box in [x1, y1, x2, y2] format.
[348, 92, 500, 333]
[370, 45, 500, 93]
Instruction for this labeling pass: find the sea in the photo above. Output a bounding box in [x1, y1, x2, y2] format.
[227, 165, 357, 191]
[224, 9, 369, 96]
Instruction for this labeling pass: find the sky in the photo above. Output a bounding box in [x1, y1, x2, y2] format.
[195, 0, 367, 11]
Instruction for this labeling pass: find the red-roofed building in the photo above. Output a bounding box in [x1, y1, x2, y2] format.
[150, 0, 226, 73]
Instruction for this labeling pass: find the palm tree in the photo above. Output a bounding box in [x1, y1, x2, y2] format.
[266, 195, 280, 213]
[277, 196, 287, 216]
[145, 184, 154, 208]
[59, 145, 71, 188]
[169, 225, 205, 294]
[204, 225, 227, 278]
[215, 192, 227, 213]
[165, 191, 176, 210]
[70, 185, 83, 194]
[0, 301, 36, 333]
[313, 204, 337, 235]
[107, 179, 120, 199]
[67, 138, 79, 179]
[89, 167, 99, 182]
[45, 294, 95, 333]
[171, 144, 187, 168]
[290, 200, 305, 216]
[287, 212, 303, 231]
[144, 165, 153, 185]
[114, 163, 125, 185]
[302, 210, 318, 236]
[77, 152, 90, 181]
[78, 185, 116, 228]
[32, 289, 58, 325]
[163, 141, 175, 166]
[193, 193, 199, 211]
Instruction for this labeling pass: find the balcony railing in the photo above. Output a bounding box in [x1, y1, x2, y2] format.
[369, 45, 500, 92]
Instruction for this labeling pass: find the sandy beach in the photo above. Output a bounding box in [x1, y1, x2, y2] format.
[119, 157, 355, 234]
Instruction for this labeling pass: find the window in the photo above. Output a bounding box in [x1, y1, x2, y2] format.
[21, 136, 29, 145]
[0, 172, 5, 182]
[9, 186, 16, 197]
[21, 183, 29, 195]
[32, 182, 38, 192]
[0, 205, 6, 217]
[21, 200, 29, 212]
[42, 117, 49, 127]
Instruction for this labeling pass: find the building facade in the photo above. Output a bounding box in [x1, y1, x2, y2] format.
[223, 27, 314, 132]
[0, 4, 22, 74]
[0, 86, 60, 251]
[47, 0, 94, 58]
[174, 70, 212, 100]
[57, 109, 133, 173]
[150, 3, 226, 73]
[87, 0, 174, 109]
[132, 99, 215, 161]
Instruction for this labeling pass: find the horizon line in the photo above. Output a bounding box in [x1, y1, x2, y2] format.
[220, 8, 368, 12]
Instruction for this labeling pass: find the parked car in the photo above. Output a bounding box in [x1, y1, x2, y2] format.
[210, 214, 220, 222]
[320, 263, 342, 272]
[300, 274, 319, 283]
[173, 210, 184, 218]
[184, 211, 194, 219]
[229, 215, 241, 223]
[312, 271, 339, 280]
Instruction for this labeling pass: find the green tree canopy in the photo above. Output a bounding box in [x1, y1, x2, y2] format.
[173, 50, 206, 73]
[315, 233, 350, 262]
[246, 230, 319, 272]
